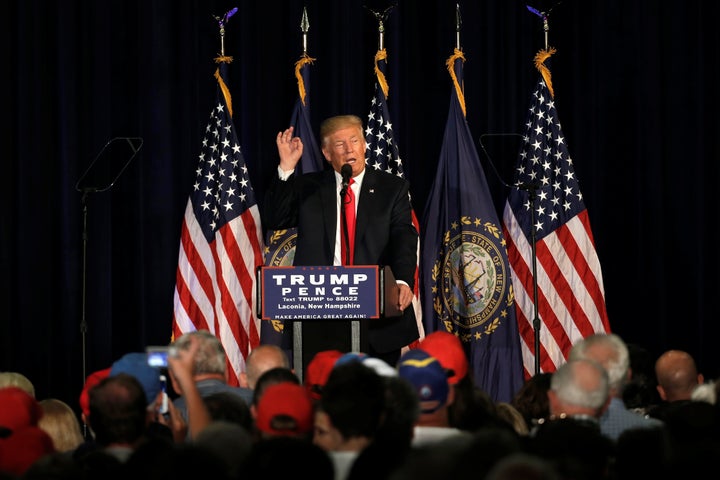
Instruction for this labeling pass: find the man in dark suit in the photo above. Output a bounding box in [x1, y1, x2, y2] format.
[263, 115, 419, 368]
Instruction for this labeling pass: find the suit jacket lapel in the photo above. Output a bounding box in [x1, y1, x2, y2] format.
[355, 169, 377, 250]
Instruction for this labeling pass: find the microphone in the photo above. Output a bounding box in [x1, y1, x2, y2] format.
[340, 164, 352, 196]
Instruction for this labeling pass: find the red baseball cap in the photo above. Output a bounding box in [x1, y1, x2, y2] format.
[256, 382, 314, 437]
[417, 331, 468, 385]
[0, 387, 43, 431]
[304, 350, 343, 400]
[78, 367, 112, 417]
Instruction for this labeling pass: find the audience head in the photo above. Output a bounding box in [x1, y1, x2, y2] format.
[242, 435, 334, 480]
[87, 373, 149, 447]
[255, 382, 314, 438]
[0, 387, 55, 477]
[655, 349, 703, 402]
[548, 358, 610, 419]
[569, 332, 630, 396]
[203, 391, 253, 432]
[173, 329, 227, 378]
[397, 349, 451, 414]
[304, 349, 343, 401]
[512, 372, 552, 427]
[417, 331, 469, 385]
[79, 367, 112, 419]
[252, 367, 300, 410]
[110, 352, 162, 406]
[37, 398, 85, 452]
[241, 344, 291, 390]
[0, 372, 35, 397]
[314, 360, 386, 451]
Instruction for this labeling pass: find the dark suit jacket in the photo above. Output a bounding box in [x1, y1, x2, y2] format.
[263, 167, 420, 352]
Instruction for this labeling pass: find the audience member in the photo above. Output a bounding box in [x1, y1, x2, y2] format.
[193, 421, 254, 478]
[544, 358, 610, 427]
[416, 330, 499, 432]
[203, 391, 253, 432]
[569, 332, 664, 440]
[648, 349, 703, 420]
[314, 360, 386, 480]
[530, 359, 615, 478]
[37, 398, 85, 453]
[255, 382, 314, 440]
[83, 373, 152, 463]
[347, 374, 420, 480]
[304, 349, 343, 401]
[511, 372, 552, 428]
[239, 343, 291, 390]
[485, 452, 560, 480]
[170, 330, 253, 428]
[78, 367, 112, 437]
[396, 349, 470, 447]
[622, 343, 661, 415]
[109, 353, 163, 408]
[0, 387, 55, 477]
[241, 435, 334, 480]
[0, 371, 35, 397]
[495, 402, 530, 436]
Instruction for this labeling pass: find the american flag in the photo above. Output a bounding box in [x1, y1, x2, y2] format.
[365, 48, 424, 343]
[502, 49, 610, 378]
[173, 61, 264, 386]
[421, 50, 524, 403]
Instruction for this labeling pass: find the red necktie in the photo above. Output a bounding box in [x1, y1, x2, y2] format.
[342, 178, 356, 265]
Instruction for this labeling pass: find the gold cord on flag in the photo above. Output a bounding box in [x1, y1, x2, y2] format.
[374, 49, 389, 98]
[534, 47, 556, 99]
[446, 48, 467, 117]
[213, 55, 234, 118]
[294, 53, 316, 106]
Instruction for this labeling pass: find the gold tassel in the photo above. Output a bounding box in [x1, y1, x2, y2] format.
[213, 55, 235, 117]
[374, 49, 389, 99]
[294, 53, 316, 106]
[214, 67, 233, 118]
[446, 48, 466, 118]
[534, 48, 556, 99]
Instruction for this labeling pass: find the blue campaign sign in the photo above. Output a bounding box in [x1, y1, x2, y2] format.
[260, 265, 380, 320]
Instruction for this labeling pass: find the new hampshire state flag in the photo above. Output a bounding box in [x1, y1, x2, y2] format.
[420, 49, 524, 402]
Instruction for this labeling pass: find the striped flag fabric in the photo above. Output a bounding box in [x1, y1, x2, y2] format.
[364, 48, 424, 344]
[261, 52, 323, 346]
[502, 48, 611, 378]
[172, 59, 264, 386]
[420, 49, 524, 402]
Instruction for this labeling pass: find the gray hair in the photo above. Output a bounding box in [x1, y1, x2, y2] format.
[568, 333, 629, 392]
[173, 330, 227, 375]
[551, 358, 609, 410]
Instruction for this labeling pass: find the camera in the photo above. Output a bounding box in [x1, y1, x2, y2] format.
[146, 346, 175, 368]
[158, 374, 169, 414]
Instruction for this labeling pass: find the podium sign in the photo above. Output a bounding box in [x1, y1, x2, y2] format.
[258, 265, 380, 320]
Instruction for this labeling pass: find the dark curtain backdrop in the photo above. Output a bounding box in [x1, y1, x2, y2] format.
[3, 0, 719, 409]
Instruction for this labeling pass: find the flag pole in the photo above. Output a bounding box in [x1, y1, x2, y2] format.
[301, 6, 309, 54]
[525, 4, 556, 375]
[455, 3, 462, 49]
[213, 7, 238, 58]
[366, 5, 393, 51]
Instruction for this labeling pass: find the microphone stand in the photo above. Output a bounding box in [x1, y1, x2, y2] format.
[517, 182, 542, 376]
[478, 133, 542, 375]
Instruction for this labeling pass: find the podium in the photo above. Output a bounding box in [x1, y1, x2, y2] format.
[257, 265, 400, 382]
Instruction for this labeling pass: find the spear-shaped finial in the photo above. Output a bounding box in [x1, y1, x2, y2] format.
[213, 7, 238, 57]
[301, 6, 309, 54]
[527, 3, 559, 50]
[366, 4, 395, 51]
[455, 3, 462, 50]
